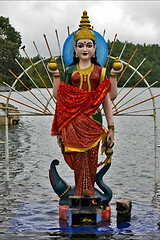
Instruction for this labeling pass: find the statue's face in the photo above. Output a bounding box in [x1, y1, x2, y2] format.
[75, 39, 96, 61]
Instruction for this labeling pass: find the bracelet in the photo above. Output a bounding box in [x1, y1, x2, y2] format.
[53, 74, 60, 78]
[108, 125, 114, 131]
[110, 73, 117, 78]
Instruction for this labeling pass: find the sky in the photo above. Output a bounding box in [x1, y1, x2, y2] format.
[1, 1, 160, 58]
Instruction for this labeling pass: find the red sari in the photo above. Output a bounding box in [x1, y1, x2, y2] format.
[51, 64, 111, 196]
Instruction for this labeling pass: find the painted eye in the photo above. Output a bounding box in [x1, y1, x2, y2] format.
[77, 44, 83, 48]
[87, 44, 93, 48]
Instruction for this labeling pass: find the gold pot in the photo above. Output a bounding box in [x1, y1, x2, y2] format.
[105, 148, 113, 156]
[112, 57, 122, 71]
[48, 57, 58, 71]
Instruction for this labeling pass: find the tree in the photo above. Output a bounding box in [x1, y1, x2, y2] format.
[0, 16, 22, 87]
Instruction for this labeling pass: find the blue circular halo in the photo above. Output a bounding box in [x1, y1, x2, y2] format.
[63, 30, 108, 67]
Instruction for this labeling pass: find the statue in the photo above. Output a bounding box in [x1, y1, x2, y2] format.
[48, 10, 123, 221]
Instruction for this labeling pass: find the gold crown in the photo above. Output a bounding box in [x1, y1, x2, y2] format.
[74, 10, 95, 44]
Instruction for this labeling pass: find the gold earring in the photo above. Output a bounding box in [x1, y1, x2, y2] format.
[93, 52, 95, 58]
[75, 53, 78, 58]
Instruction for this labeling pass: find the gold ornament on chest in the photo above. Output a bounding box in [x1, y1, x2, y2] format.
[77, 63, 94, 91]
[83, 75, 87, 81]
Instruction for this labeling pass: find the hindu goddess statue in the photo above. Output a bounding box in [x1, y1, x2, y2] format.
[48, 11, 122, 196]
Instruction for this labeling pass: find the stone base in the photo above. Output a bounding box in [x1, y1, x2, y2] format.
[116, 199, 132, 222]
[59, 203, 111, 223]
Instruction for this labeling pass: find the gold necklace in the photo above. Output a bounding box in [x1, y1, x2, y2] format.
[77, 63, 94, 91]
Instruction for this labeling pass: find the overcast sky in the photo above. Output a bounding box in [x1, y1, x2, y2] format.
[1, 1, 160, 58]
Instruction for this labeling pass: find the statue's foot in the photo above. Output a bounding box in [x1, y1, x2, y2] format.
[82, 190, 92, 197]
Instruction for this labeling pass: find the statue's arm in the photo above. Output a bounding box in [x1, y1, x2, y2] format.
[109, 73, 118, 101]
[102, 93, 114, 146]
[53, 74, 61, 100]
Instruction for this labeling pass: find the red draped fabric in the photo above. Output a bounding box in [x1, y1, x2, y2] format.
[51, 78, 111, 137]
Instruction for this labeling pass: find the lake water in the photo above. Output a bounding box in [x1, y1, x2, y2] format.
[0, 88, 160, 239]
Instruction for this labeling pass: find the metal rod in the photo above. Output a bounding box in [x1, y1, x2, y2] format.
[8, 111, 54, 116]
[113, 107, 160, 115]
[5, 109, 9, 182]
[21, 47, 56, 104]
[0, 93, 50, 115]
[118, 58, 146, 95]
[115, 81, 158, 112]
[67, 26, 70, 36]
[117, 48, 138, 84]
[55, 29, 65, 72]
[9, 69, 52, 114]
[43, 34, 52, 58]
[33, 41, 53, 86]
[154, 108, 158, 185]
[15, 59, 55, 110]
[105, 33, 117, 69]
[8, 113, 52, 116]
[100, 35, 117, 112]
[2, 107, 53, 115]
[103, 29, 106, 38]
[112, 113, 154, 117]
[110, 42, 127, 111]
[113, 69, 152, 110]
[119, 41, 127, 59]
[7, 113, 44, 116]
[3, 81, 49, 113]
[113, 93, 160, 115]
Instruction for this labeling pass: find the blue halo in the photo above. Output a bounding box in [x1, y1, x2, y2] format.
[63, 30, 108, 67]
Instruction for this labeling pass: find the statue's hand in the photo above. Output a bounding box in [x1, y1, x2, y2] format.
[57, 135, 63, 147]
[57, 136, 64, 153]
[107, 129, 114, 147]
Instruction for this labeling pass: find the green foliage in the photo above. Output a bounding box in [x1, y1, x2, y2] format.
[0, 16, 22, 88]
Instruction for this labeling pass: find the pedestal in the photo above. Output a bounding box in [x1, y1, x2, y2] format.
[59, 196, 111, 225]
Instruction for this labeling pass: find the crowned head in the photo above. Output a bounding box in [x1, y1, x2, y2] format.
[74, 10, 95, 44]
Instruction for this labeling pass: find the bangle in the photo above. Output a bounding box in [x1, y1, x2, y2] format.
[53, 74, 60, 78]
[108, 125, 114, 131]
[110, 73, 117, 78]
